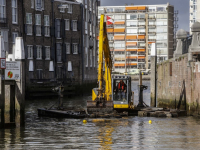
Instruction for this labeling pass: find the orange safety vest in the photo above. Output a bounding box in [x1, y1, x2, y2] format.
[118, 82, 125, 90]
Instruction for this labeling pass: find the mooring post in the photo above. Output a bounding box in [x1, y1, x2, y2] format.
[15, 37, 25, 127]
[0, 69, 5, 128]
[0, 36, 6, 128]
[150, 43, 157, 107]
[137, 70, 145, 107]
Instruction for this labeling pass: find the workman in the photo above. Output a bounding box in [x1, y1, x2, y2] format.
[115, 80, 127, 101]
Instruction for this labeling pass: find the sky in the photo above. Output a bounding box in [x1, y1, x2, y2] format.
[100, 0, 189, 32]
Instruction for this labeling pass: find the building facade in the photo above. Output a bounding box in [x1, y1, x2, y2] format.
[189, 0, 200, 34]
[98, 4, 174, 73]
[1, 0, 99, 97]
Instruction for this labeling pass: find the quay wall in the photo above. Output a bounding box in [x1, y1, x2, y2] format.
[155, 54, 200, 115]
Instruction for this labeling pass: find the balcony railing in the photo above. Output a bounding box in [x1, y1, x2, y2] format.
[138, 59, 145, 62]
[138, 52, 146, 55]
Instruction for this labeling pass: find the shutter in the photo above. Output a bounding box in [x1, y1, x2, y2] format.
[71, 43, 74, 54]
[33, 45, 37, 59]
[25, 45, 28, 59]
[55, 19, 58, 38]
[78, 44, 81, 54]
[62, 19, 65, 38]
[51, 46, 54, 60]
[24, 24, 27, 34]
[33, 25, 36, 35]
[50, 26, 54, 36]
[41, 25, 45, 36]
[62, 43, 66, 62]
[42, 46, 45, 59]
[71, 20, 73, 31]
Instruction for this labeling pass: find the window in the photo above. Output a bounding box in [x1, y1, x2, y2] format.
[73, 44, 78, 54]
[72, 20, 77, 31]
[90, 50, 92, 67]
[35, 0, 44, 11]
[114, 15, 125, 20]
[114, 42, 125, 48]
[127, 21, 137, 27]
[12, 32, 18, 43]
[57, 67, 63, 79]
[45, 46, 50, 60]
[1, 29, 8, 53]
[156, 14, 167, 19]
[37, 69, 43, 79]
[56, 19, 61, 38]
[60, 8, 65, 13]
[68, 4, 72, 13]
[56, 43, 62, 62]
[66, 43, 70, 54]
[85, 47, 88, 67]
[65, 19, 69, 30]
[12, 0, 17, 24]
[12, 32, 18, 52]
[31, 0, 34, 8]
[127, 28, 137, 34]
[127, 14, 137, 20]
[0, 0, 6, 22]
[26, 13, 32, 35]
[36, 45, 42, 59]
[27, 45, 33, 59]
[44, 15, 50, 36]
[36, 14, 41, 36]
[68, 61, 72, 71]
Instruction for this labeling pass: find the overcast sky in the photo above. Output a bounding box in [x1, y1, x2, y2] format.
[100, 0, 189, 32]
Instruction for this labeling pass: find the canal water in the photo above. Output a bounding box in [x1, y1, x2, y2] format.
[1, 81, 200, 149]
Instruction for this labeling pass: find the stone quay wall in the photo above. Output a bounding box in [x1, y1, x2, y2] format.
[155, 54, 200, 115]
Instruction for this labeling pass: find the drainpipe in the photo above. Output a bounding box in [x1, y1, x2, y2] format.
[81, 4, 84, 84]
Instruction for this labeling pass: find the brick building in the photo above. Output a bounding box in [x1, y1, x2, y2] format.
[1, 0, 99, 97]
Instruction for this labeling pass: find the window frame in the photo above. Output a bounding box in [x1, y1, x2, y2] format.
[66, 43, 70, 54]
[56, 43, 62, 63]
[72, 20, 77, 31]
[36, 45, 42, 60]
[12, 0, 18, 24]
[65, 19, 69, 30]
[0, 0, 6, 23]
[73, 43, 78, 54]
[44, 15, 50, 37]
[35, 14, 41, 36]
[68, 4, 72, 13]
[27, 45, 33, 59]
[26, 13, 32, 35]
[45, 46, 50, 60]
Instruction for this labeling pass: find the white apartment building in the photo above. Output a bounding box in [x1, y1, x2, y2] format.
[98, 4, 174, 73]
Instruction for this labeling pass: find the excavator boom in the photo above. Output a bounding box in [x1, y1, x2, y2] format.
[87, 14, 113, 113]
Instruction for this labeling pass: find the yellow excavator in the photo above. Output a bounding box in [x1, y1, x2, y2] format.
[87, 15, 134, 114]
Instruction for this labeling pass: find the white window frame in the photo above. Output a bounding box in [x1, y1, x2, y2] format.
[1, 29, 8, 53]
[65, 19, 69, 30]
[36, 14, 41, 36]
[26, 13, 32, 35]
[56, 19, 61, 39]
[68, 4, 72, 13]
[12, 0, 18, 24]
[0, 0, 6, 23]
[31, 0, 34, 8]
[12, 32, 18, 43]
[27, 45, 33, 59]
[44, 15, 50, 37]
[35, 0, 44, 11]
[45, 46, 50, 60]
[73, 43, 78, 54]
[72, 20, 77, 31]
[66, 43, 70, 54]
[36, 45, 42, 60]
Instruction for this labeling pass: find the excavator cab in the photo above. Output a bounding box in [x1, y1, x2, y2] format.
[112, 75, 132, 109]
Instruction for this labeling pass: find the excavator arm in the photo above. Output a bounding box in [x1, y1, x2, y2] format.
[87, 14, 113, 113]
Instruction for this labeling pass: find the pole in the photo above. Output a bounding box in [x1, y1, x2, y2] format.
[0, 69, 5, 128]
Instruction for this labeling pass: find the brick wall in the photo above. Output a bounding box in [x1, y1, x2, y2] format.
[156, 54, 200, 115]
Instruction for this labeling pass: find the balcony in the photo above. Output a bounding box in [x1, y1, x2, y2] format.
[148, 25, 156, 28]
[138, 52, 146, 55]
[137, 18, 145, 21]
[148, 17, 156, 20]
[138, 59, 145, 62]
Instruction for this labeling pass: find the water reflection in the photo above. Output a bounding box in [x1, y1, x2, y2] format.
[1, 81, 200, 149]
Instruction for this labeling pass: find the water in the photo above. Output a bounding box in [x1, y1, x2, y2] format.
[1, 81, 200, 149]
